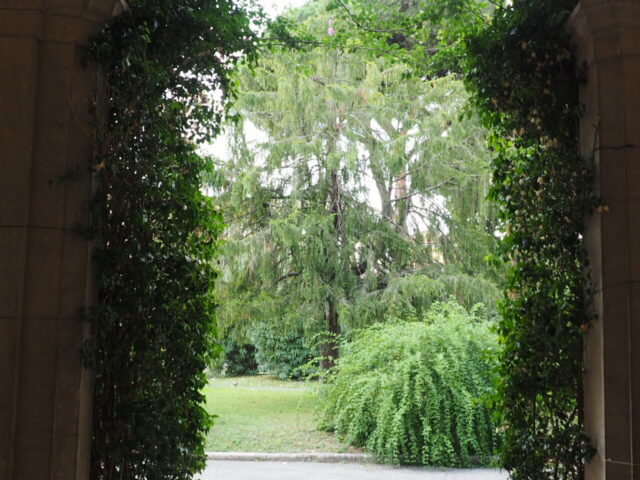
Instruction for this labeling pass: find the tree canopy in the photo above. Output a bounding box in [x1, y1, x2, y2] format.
[209, 2, 501, 373]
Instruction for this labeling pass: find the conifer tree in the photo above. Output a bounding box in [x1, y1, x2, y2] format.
[208, 5, 501, 370]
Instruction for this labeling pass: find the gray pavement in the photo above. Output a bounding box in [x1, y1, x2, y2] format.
[198, 460, 509, 480]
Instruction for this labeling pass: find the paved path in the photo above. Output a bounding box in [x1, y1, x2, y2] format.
[198, 460, 509, 480]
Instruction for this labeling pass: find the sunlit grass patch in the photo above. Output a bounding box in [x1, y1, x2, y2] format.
[203, 375, 356, 453]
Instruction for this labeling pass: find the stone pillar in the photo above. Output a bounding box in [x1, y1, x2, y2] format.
[569, 2, 640, 479]
[0, 1, 116, 479]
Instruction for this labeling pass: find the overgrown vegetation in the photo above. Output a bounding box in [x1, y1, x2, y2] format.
[83, 0, 596, 476]
[320, 301, 499, 466]
[210, 1, 502, 378]
[251, 323, 317, 380]
[216, 338, 259, 377]
[462, 2, 596, 478]
[310, 0, 597, 477]
[84, 1, 261, 478]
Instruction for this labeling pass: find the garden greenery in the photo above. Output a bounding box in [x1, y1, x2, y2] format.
[325, 0, 597, 476]
[251, 323, 316, 380]
[83, 1, 261, 478]
[213, 328, 314, 379]
[79, 0, 599, 476]
[216, 337, 259, 377]
[212, 14, 502, 374]
[463, 1, 596, 478]
[320, 301, 499, 467]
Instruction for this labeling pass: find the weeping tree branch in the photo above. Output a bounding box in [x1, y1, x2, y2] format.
[273, 272, 301, 286]
[389, 177, 456, 203]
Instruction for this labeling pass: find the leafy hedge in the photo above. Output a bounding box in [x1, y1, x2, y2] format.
[218, 338, 259, 377]
[462, 1, 596, 478]
[320, 301, 499, 467]
[251, 323, 316, 380]
[84, 1, 261, 478]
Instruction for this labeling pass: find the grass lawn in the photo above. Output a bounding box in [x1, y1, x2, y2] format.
[203, 375, 356, 453]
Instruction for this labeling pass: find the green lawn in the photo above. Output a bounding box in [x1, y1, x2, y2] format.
[203, 375, 356, 453]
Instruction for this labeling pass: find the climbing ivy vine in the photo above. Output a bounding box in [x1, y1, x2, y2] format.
[463, 1, 596, 478]
[83, 1, 261, 478]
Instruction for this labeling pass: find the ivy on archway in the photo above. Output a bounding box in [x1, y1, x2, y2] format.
[463, 1, 597, 478]
[83, 1, 261, 478]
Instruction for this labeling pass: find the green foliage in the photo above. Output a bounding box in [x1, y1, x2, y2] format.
[320, 301, 499, 467]
[251, 323, 316, 380]
[340, 271, 500, 330]
[334, 1, 599, 476]
[211, 35, 502, 363]
[219, 338, 259, 377]
[462, 1, 596, 478]
[316, 0, 489, 74]
[83, 1, 262, 478]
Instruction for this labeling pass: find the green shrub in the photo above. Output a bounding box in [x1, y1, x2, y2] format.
[220, 338, 259, 377]
[320, 301, 499, 467]
[251, 323, 316, 380]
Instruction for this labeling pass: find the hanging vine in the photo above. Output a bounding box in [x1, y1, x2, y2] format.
[462, 1, 596, 478]
[83, 1, 261, 478]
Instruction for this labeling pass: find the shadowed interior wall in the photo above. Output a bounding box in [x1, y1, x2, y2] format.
[0, 1, 115, 478]
[569, 2, 640, 479]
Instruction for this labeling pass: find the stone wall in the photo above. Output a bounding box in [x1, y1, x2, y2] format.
[569, 1, 640, 479]
[0, 1, 116, 478]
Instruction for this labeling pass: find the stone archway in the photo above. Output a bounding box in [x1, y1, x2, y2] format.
[1, 1, 639, 479]
[0, 2, 117, 478]
[569, 2, 640, 479]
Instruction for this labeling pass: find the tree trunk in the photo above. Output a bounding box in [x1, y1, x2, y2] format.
[368, 142, 393, 220]
[319, 297, 340, 370]
[328, 169, 343, 239]
[319, 168, 342, 370]
[394, 167, 409, 234]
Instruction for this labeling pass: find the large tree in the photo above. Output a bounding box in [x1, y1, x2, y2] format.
[209, 5, 500, 370]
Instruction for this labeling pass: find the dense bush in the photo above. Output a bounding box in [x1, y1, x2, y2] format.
[251, 323, 316, 380]
[320, 301, 499, 467]
[218, 338, 259, 377]
[84, 1, 261, 478]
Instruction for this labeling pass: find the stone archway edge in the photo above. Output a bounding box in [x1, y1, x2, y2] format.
[567, 1, 640, 479]
[0, 2, 121, 479]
